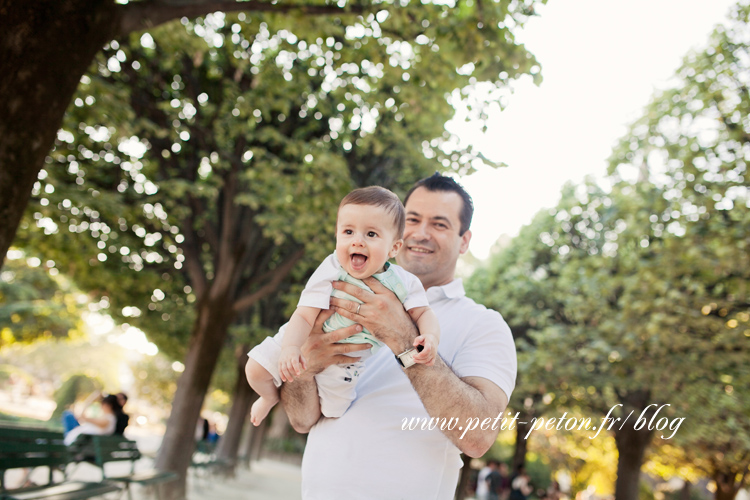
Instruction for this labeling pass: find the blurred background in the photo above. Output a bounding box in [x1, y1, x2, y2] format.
[1, 1, 748, 499]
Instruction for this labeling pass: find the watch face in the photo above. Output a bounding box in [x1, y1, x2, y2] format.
[397, 349, 417, 368]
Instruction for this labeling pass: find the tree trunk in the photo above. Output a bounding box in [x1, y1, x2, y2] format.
[267, 405, 290, 440]
[714, 471, 740, 500]
[239, 392, 260, 469]
[248, 415, 268, 465]
[613, 424, 653, 500]
[155, 299, 235, 500]
[455, 453, 472, 500]
[512, 420, 530, 472]
[214, 344, 254, 476]
[0, 0, 118, 267]
[680, 480, 691, 500]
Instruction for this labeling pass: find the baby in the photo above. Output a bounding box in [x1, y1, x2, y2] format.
[245, 186, 440, 424]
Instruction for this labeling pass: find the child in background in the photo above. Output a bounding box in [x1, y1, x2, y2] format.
[245, 186, 440, 424]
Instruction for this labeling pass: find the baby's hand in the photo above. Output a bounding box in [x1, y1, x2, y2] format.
[279, 346, 307, 382]
[412, 334, 438, 366]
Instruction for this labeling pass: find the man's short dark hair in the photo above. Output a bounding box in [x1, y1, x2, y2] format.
[404, 173, 473, 235]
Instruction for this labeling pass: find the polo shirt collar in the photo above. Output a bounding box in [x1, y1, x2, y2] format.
[426, 278, 465, 302]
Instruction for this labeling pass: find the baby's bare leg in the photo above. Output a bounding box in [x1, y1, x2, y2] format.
[245, 358, 280, 426]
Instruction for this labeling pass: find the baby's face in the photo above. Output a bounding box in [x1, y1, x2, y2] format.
[335, 203, 403, 279]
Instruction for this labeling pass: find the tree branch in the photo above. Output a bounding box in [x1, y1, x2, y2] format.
[232, 248, 304, 313]
[118, 0, 366, 38]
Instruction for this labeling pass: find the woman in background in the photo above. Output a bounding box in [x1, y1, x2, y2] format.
[62, 392, 121, 445]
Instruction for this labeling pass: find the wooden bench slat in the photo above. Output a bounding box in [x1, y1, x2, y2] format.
[4, 480, 121, 500]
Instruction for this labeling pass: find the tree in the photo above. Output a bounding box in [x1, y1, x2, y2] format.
[16, 5, 545, 496]
[0, 250, 86, 346]
[0, 0, 543, 269]
[606, 3, 750, 497]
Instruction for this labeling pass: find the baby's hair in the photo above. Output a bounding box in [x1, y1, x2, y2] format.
[339, 186, 405, 238]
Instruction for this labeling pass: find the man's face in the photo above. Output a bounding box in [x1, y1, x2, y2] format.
[396, 187, 471, 289]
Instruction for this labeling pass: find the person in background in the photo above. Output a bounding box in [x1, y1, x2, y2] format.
[62, 393, 121, 445]
[476, 460, 494, 500]
[498, 462, 512, 500]
[114, 392, 129, 435]
[510, 465, 533, 500]
[485, 460, 504, 500]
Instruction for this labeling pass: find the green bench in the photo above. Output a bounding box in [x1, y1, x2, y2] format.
[70, 435, 177, 500]
[0, 425, 121, 500]
[190, 440, 229, 481]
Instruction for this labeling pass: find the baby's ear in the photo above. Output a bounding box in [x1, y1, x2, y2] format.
[389, 238, 404, 258]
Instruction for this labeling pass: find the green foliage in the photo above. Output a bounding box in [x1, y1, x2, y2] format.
[469, 2, 750, 490]
[0, 338, 125, 393]
[130, 353, 180, 409]
[0, 251, 86, 346]
[49, 373, 103, 421]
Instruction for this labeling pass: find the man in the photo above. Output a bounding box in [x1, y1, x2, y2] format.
[279, 174, 517, 499]
[114, 392, 129, 435]
[485, 460, 506, 500]
[477, 460, 497, 500]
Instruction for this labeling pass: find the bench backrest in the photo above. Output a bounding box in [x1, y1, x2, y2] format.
[0, 425, 69, 490]
[0, 426, 69, 470]
[70, 434, 141, 479]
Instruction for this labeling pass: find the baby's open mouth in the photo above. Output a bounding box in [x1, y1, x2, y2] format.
[350, 253, 368, 271]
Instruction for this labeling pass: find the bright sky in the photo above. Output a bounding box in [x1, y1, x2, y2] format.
[453, 0, 737, 260]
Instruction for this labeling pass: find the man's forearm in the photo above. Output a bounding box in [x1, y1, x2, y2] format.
[404, 356, 508, 457]
[279, 377, 321, 434]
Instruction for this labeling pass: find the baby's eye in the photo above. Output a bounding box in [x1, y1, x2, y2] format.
[367, 231, 378, 238]
[344, 229, 353, 235]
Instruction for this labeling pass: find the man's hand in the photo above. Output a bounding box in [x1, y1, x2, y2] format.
[296, 307, 370, 379]
[330, 277, 418, 354]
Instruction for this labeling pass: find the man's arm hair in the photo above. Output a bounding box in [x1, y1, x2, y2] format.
[280, 377, 321, 434]
[332, 278, 510, 457]
[403, 356, 509, 457]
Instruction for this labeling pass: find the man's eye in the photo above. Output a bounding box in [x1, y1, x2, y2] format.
[406, 218, 418, 224]
[435, 223, 447, 229]
[367, 231, 378, 238]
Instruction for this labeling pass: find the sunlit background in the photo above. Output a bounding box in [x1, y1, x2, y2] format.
[456, 0, 737, 259]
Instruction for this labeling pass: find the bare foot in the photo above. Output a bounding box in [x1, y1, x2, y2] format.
[250, 396, 278, 426]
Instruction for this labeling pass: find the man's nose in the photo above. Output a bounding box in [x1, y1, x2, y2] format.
[409, 222, 430, 241]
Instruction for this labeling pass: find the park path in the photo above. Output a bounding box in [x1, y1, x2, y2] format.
[188, 459, 302, 500]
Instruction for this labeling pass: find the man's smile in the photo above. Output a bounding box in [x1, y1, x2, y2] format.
[406, 245, 434, 254]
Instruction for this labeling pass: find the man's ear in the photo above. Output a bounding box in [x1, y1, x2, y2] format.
[389, 239, 404, 258]
[459, 229, 472, 255]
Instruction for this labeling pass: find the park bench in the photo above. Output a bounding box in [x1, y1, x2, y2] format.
[0, 425, 121, 500]
[70, 435, 177, 500]
[189, 440, 229, 484]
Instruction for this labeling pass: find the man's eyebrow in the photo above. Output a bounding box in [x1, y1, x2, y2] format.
[406, 211, 452, 225]
[430, 216, 452, 226]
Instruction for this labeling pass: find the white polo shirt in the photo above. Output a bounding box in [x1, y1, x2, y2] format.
[301, 279, 517, 500]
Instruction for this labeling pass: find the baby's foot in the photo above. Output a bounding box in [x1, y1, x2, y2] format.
[250, 396, 278, 426]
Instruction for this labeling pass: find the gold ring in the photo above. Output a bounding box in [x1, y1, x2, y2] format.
[356, 304, 361, 315]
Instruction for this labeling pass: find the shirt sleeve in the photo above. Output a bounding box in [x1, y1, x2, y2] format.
[297, 253, 340, 309]
[390, 265, 429, 310]
[450, 308, 517, 402]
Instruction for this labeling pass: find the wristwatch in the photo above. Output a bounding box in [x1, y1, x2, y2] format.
[395, 345, 424, 369]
